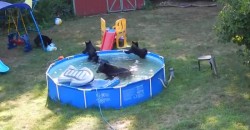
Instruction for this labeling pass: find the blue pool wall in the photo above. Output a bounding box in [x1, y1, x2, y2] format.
[46, 50, 166, 109]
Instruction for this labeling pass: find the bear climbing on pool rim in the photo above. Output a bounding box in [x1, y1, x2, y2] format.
[125, 41, 148, 59]
[82, 40, 110, 64]
[82, 40, 99, 63]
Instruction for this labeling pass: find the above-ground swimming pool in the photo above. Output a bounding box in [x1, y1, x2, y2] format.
[46, 50, 166, 109]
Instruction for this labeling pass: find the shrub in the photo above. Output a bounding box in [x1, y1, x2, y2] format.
[143, 0, 154, 10]
[33, 0, 73, 27]
[215, 0, 250, 64]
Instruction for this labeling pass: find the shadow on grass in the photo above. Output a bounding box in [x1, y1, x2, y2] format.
[43, 99, 104, 130]
[1, 50, 247, 130]
[160, 54, 250, 130]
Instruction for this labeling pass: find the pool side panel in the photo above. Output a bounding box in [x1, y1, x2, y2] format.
[85, 88, 120, 109]
[47, 76, 59, 101]
[151, 68, 165, 96]
[58, 84, 85, 109]
[121, 80, 151, 108]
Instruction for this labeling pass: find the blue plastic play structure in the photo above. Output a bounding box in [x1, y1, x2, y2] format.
[0, 60, 9, 73]
[7, 32, 17, 49]
[7, 33, 32, 52]
[0, 1, 46, 51]
[21, 34, 32, 52]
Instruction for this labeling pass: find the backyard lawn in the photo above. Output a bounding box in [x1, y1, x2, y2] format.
[0, 5, 249, 130]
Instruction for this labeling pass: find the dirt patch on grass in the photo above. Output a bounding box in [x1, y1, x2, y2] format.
[109, 119, 133, 130]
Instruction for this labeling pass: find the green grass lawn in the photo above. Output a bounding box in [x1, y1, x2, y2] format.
[0, 6, 249, 130]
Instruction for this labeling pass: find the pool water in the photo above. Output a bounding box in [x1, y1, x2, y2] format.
[48, 52, 163, 86]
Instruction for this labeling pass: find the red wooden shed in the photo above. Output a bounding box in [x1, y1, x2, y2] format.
[73, 0, 145, 16]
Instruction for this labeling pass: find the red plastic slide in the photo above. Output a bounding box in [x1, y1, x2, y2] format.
[100, 31, 116, 51]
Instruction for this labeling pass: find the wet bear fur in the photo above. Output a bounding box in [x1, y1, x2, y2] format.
[125, 41, 148, 59]
[82, 40, 99, 63]
[82, 40, 96, 54]
[82, 40, 109, 64]
[97, 62, 132, 79]
[34, 35, 52, 47]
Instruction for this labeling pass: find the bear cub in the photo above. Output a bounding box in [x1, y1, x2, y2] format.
[125, 41, 148, 59]
[34, 35, 52, 48]
[82, 40, 99, 63]
[97, 62, 132, 79]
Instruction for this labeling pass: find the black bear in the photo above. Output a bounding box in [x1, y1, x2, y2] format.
[82, 40, 110, 64]
[97, 62, 132, 79]
[82, 40, 99, 63]
[125, 41, 148, 59]
[82, 40, 96, 54]
[34, 35, 52, 48]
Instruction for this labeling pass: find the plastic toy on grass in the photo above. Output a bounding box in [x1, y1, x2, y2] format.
[0, 60, 10, 73]
[8, 33, 32, 52]
[6, 5, 32, 52]
[100, 18, 128, 50]
[113, 18, 127, 48]
[21, 34, 32, 52]
[8, 33, 18, 49]
[100, 29, 116, 51]
[46, 43, 57, 51]
[1, 1, 46, 51]
[58, 56, 64, 60]
[55, 18, 62, 25]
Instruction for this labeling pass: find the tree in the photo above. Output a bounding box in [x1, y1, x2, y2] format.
[34, 0, 73, 26]
[215, 0, 250, 64]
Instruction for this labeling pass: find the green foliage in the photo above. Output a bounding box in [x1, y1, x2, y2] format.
[33, 0, 73, 27]
[143, 0, 154, 10]
[215, 0, 250, 48]
[215, 0, 250, 64]
[237, 48, 250, 65]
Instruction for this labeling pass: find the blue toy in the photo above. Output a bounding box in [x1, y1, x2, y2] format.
[7, 33, 18, 49]
[0, 60, 10, 73]
[21, 34, 32, 52]
[1, 1, 46, 51]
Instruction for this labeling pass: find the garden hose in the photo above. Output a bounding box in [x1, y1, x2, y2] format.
[159, 67, 174, 88]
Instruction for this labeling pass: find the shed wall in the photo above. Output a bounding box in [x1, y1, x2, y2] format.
[73, 0, 145, 16]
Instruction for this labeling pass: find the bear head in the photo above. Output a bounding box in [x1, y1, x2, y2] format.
[96, 62, 107, 73]
[48, 38, 52, 44]
[82, 40, 94, 54]
[132, 41, 139, 47]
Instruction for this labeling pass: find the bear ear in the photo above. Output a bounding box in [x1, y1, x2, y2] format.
[132, 41, 139, 47]
[103, 62, 108, 66]
[132, 41, 138, 44]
